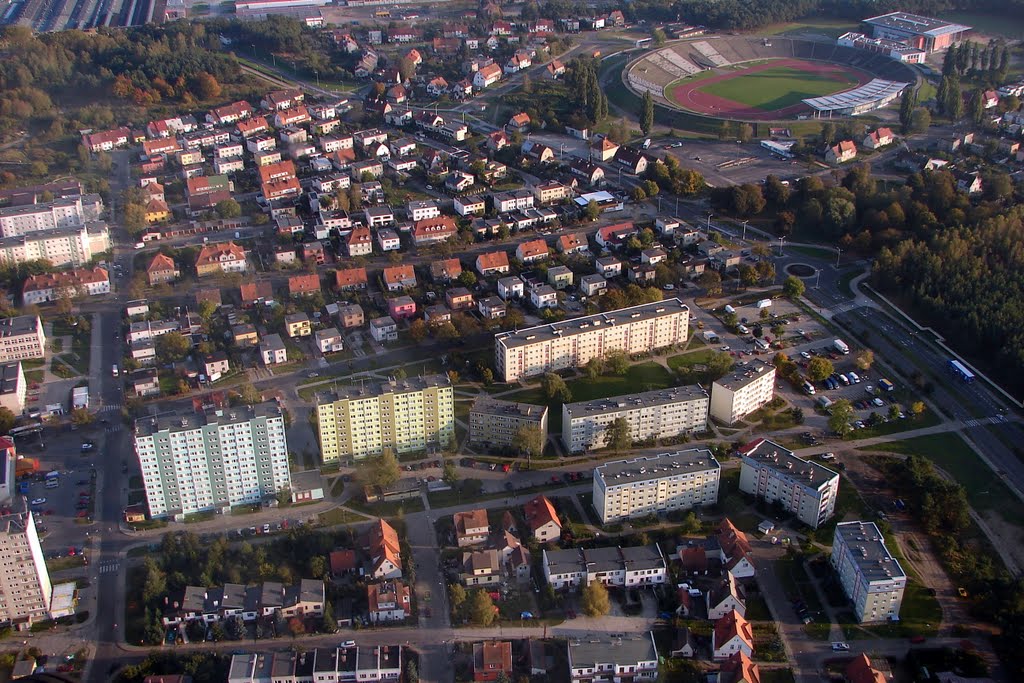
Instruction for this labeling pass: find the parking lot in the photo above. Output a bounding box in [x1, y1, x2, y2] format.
[661, 139, 804, 187]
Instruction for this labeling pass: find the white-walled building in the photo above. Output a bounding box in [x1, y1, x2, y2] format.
[562, 385, 708, 453]
[593, 450, 721, 524]
[738, 439, 839, 529]
[0, 316, 46, 362]
[0, 512, 53, 628]
[495, 299, 689, 381]
[133, 402, 292, 519]
[710, 361, 776, 424]
[567, 633, 658, 683]
[831, 521, 906, 623]
[543, 545, 667, 590]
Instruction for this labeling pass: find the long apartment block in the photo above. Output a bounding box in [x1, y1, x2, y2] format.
[737, 438, 839, 529]
[468, 395, 548, 450]
[494, 299, 690, 381]
[562, 384, 708, 453]
[831, 521, 906, 622]
[315, 374, 454, 462]
[133, 401, 292, 519]
[593, 450, 721, 523]
[0, 511, 53, 627]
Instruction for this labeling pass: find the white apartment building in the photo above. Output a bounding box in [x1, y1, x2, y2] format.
[567, 633, 658, 683]
[315, 375, 454, 463]
[0, 511, 53, 628]
[0, 362, 26, 415]
[468, 396, 548, 450]
[593, 450, 721, 523]
[831, 521, 906, 622]
[0, 316, 46, 362]
[228, 645, 401, 683]
[710, 361, 776, 424]
[543, 545, 667, 590]
[495, 299, 690, 381]
[0, 224, 110, 268]
[738, 439, 839, 529]
[133, 402, 292, 520]
[562, 385, 708, 453]
[0, 195, 101, 237]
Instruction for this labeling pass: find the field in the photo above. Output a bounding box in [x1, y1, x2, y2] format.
[668, 58, 868, 120]
[939, 11, 1024, 39]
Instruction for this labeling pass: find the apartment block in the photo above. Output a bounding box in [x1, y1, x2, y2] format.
[0, 195, 100, 237]
[0, 316, 46, 362]
[315, 375, 454, 463]
[562, 385, 708, 453]
[0, 362, 26, 415]
[468, 396, 548, 450]
[133, 402, 292, 519]
[709, 361, 776, 425]
[0, 512, 53, 628]
[543, 545, 667, 590]
[737, 439, 839, 529]
[0, 224, 110, 268]
[228, 645, 401, 683]
[831, 521, 906, 623]
[567, 633, 658, 683]
[593, 450, 721, 524]
[495, 299, 689, 382]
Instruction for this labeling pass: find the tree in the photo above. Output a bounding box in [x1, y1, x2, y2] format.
[584, 200, 600, 222]
[408, 319, 428, 342]
[70, 407, 93, 427]
[215, 198, 241, 219]
[457, 270, 478, 288]
[697, 269, 722, 295]
[806, 357, 834, 382]
[467, 589, 497, 626]
[910, 107, 931, 134]
[449, 583, 468, 617]
[584, 356, 605, 379]
[738, 123, 753, 143]
[123, 203, 147, 233]
[541, 372, 571, 402]
[156, 332, 191, 363]
[604, 417, 631, 453]
[820, 121, 836, 146]
[405, 660, 419, 683]
[855, 350, 874, 371]
[828, 399, 854, 437]
[361, 451, 402, 489]
[782, 275, 805, 298]
[287, 616, 305, 638]
[640, 91, 654, 136]
[192, 72, 222, 100]
[605, 350, 629, 375]
[968, 89, 985, 124]
[521, 72, 533, 94]
[0, 407, 15, 435]
[899, 89, 917, 132]
[321, 602, 337, 633]
[911, 401, 926, 416]
[514, 425, 546, 459]
[581, 580, 610, 617]
[238, 382, 261, 405]
[443, 460, 459, 486]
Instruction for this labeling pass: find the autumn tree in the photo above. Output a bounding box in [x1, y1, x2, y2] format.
[467, 589, 497, 626]
[828, 399, 854, 437]
[806, 356, 834, 382]
[360, 451, 402, 489]
[513, 425, 545, 459]
[855, 350, 874, 371]
[782, 275, 805, 298]
[192, 72, 222, 100]
[542, 372, 571, 402]
[604, 417, 631, 453]
[581, 581, 610, 617]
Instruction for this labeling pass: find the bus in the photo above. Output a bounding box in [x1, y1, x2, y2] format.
[948, 359, 975, 383]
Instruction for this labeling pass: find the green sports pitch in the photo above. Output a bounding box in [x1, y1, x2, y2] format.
[696, 64, 861, 111]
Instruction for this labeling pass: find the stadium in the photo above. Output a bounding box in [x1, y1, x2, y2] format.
[623, 36, 919, 126]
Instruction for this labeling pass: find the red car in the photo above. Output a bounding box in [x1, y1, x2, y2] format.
[909, 635, 926, 644]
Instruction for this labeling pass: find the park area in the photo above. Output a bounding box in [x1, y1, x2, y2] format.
[667, 58, 867, 119]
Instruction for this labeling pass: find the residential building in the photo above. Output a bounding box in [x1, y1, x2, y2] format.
[383, 265, 416, 291]
[315, 328, 345, 354]
[454, 508, 490, 547]
[195, 242, 246, 276]
[712, 610, 754, 660]
[738, 439, 839, 529]
[364, 519, 403, 579]
[0, 362, 25, 415]
[593, 450, 721, 523]
[863, 127, 895, 150]
[566, 633, 658, 683]
[523, 495, 561, 543]
[547, 265, 573, 290]
[478, 297, 506, 320]
[387, 296, 416, 320]
[260, 333, 288, 366]
[285, 313, 311, 338]
[476, 251, 510, 276]
[720, 652, 760, 683]
[337, 304, 365, 329]
[445, 287, 474, 311]
[496, 299, 689, 381]
[232, 324, 259, 348]
[335, 267, 368, 291]
[22, 267, 110, 305]
[707, 573, 746, 620]
[0, 512, 53, 627]
[288, 274, 321, 298]
[826, 140, 857, 164]
[558, 233, 589, 255]
[412, 216, 458, 245]
[563, 386, 708, 454]
[0, 223, 110, 269]
[346, 226, 374, 256]
[497, 276, 524, 300]
[369, 316, 397, 343]
[203, 352, 230, 382]
[431, 258, 462, 282]
[377, 229, 400, 252]
[473, 641, 512, 682]
[473, 63, 503, 88]
[468, 396, 548, 450]
[709, 361, 776, 425]
[530, 285, 558, 309]
[164, 578, 324, 626]
[0, 316, 46, 362]
[82, 126, 131, 153]
[455, 196, 486, 217]
[532, 181, 569, 205]
[147, 253, 179, 286]
[844, 654, 885, 683]
[461, 549, 501, 586]
[594, 256, 622, 278]
[315, 375, 454, 462]
[230, 646, 400, 683]
[580, 274, 606, 297]
[367, 581, 410, 622]
[407, 200, 440, 222]
[831, 521, 906, 623]
[543, 545, 667, 590]
[133, 402, 292, 519]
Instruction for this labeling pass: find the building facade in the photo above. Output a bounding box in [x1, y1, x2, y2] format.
[495, 299, 690, 381]
[0, 316, 46, 362]
[315, 375, 454, 462]
[831, 521, 906, 622]
[0, 512, 53, 628]
[562, 385, 708, 453]
[709, 361, 776, 425]
[567, 633, 658, 683]
[737, 439, 839, 529]
[468, 396, 548, 450]
[133, 402, 292, 519]
[593, 450, 721, 523]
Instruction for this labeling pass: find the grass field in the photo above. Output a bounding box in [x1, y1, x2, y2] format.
[939, 11, 1024, 39]
[760, 17, 859, 39]
[696, 64, 860, 111]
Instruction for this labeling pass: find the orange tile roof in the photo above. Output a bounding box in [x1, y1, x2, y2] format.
[383, 264, 416, 285]
[347, 226, 372, 245]
[559, 233, 585, 251]
[335, 267, 368, 288]
[23, 267, 108, 293]
[365, 519, 401, 569]
[288, 274, 321, 295]
[720, 652, 760, 683]
[257, 159, 297, 185]
[454, 508, 489, 535]
[147, 253, 176, 274]
[195, 242, 245, 268]
[476, 251, 509, 270]
[524, 495, 560, 532]
[714, 610, 753, 652]
[845, 654, 885, 683]
[518, 239, 548, 259]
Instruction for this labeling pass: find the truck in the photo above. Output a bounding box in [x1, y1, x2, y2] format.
[833, 339, 850, 355]
[756, 299, 772, 309]
[879, 378, 895, 392]
[71, 386, 89, 411]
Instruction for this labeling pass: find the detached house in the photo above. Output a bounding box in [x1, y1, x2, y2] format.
[260, 334, 288, 365]
[826, 140, 857, 164]
[454, 508, 490, 547]
[364, 519, 403, 580]
[707, 573, 747, 620]
[476, 251, 510, 276]
[524, 495, 561, 543]
[335, 267, 368, 291]
[507, 112, 531, 132]
[504, 51, 532, 74]
[288, 274, 321, 297]
[147, 253, 179, 286]
[474, 64, 503, 89]
[383, 265, 417, 292]
[431, 258, 463, 282]
[713, 610, 754, 660]
[558, 233, 589, 255]
[195, 242, 246, 277]
[863, 127, 895, 150]
[347, 226, 374, 256]
[367, 581, 411, 623]
[516, 239, 549, 263]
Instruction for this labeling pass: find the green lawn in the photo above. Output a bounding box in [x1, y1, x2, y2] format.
[761, 17, 859, 39]
[939, 11, 1024, 39]
[696, 64, 861, 111]
[869, 433, 1024, 524]
[667, 348, 717, 372]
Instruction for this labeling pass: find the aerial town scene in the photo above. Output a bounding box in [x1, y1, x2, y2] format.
[0, 0, 1021, 682]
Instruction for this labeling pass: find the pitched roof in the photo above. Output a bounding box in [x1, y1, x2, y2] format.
[347, 226, 372, 245]
[477, 251, 510, 270]
[720, 652, 760, 683]
[147, 253, 177, 274]
[288, 274, 321, 295]
[329, 549, 358, 574]
[367, 580, 410, 613]
[718, 518, 752, 560]
[845, 654, 885, 683]
[383, 264, 415, 284]
[474, 641, 512, 676]
[517, 239, 548, 258]
[239, 281, 273, 303]
[714, 610, 753, 651]
[335, 267, 368, 288]
[412, 216, 457, 239]
[523, 495, 560, 532]
[23, 267, 108, 293]
[559, 233, 585, 251]
[365, 519, 401, 570]
[509, 112, 530, 126]
[454, 508, 489, 535]
[196, 242, 245, 267]
[431, 258, 462, 280]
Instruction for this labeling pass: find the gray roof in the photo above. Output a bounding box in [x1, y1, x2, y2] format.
[567, 632, 657, 669]
[134, 400, 284, 437]
[582, 546, 621, 573]
[0, 362, 19, 396]
[619, 545, 666, 572]
[580, 274, 606, 286]
[863, 11, 970, 37]
[544, 548, 585, 576]
[261, 333, 286, 352]
[317, 373, 450, 404]
[564, 385, 707, 420]
[713, 360, 775, 392]
[740, 439, 839, 490]
[596, 450, 720, 487]
[835, 521, 907, 583]
[0, 315, 40, 339]
[470, 395, 546, 421]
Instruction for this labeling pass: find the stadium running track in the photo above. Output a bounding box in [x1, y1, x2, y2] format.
[668, 58, 872, 121]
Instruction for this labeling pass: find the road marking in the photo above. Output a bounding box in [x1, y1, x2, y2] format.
[99, 561, 119, 574]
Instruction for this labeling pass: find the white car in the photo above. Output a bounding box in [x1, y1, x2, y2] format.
[800, 351, 811, 359]
[821, 453, 835, 461]
[721, 345, 731, 351]
[831, 642, 850, 651]
[341, 640, 356, 648]
[30, 498, 46, 506]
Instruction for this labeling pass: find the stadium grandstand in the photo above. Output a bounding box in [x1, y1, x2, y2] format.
[837, 32, 926, 63]
[802, 78, 909, 117]
[862, 12, 971, 53]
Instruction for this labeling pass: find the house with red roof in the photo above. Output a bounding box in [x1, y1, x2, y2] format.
[363, 519, 402, 579]
[845, 653, 885, 683]
[720, 652, 760, 683]
[147, 253, 179, 286]
[334, 267, 368, 291]
[595, 222, 638, 248]
[523, 495, 561, 542]
[288, 274, 321, 297]
[412, 216, 457, 246]
[712, 609, 754, 660]
[826, 140, 857, 164]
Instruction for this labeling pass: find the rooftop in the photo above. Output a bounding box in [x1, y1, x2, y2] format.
[596, 450, 720, 486]
[565, 385, 707, 420]
[738, 439, 839, 490]
[496, 299, 688, 349]
[713, 360, 775, 391]
[471, 395, 547, 421]
[567, 632, 657, 669]
[317, 374, 450, 404]
[134, 401, 283, 437]
[835, 521, 907, 583]
[0, 315, 40, 339]
[863, 11, 971, 37]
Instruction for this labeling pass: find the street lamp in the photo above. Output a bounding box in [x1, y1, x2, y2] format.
[741, 220, 749, 241]
[835, 247, 842, 268]
[706, 213, 713, 231]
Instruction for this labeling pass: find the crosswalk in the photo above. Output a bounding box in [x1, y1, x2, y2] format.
[97, 404, 122, 413]
[98, 561, 119, 575]
[963, 415, 1009, 428]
